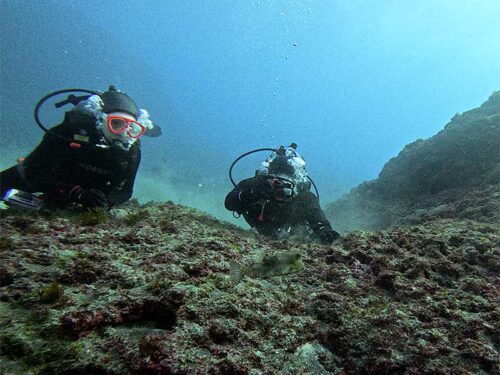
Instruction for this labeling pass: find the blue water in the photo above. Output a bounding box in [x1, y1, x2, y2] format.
[1, 1, 500, 222]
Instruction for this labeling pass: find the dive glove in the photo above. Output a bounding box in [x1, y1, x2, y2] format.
[239, 181, 274, 204]
[69, 186, 108, 208]
[317, 225, 340, 244]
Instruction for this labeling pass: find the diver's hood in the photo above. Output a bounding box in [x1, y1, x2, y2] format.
[100, 86, 138, 119]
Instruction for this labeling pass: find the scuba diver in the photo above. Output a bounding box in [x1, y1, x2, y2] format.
[0, 85, 159, 210]
[225, 144, 340, 244]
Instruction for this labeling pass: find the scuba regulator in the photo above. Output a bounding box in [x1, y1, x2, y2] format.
[268, 176, 295, 202]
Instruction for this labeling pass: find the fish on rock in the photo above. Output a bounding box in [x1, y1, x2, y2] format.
[230, 250, 305, 284]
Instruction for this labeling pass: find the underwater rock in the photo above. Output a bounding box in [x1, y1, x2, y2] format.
[0, 201, 498, 374]
[327, 91, 500, 232]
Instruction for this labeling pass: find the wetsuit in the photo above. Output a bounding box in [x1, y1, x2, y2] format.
[0, 110, 141, 207]
[225, 175, 339, 243]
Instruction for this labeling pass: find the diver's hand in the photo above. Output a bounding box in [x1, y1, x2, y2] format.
[317, 226, 340, 244]
[239, 181, 274, 203]
[69, 187, 108, 208]
[239, 187, 270, 203]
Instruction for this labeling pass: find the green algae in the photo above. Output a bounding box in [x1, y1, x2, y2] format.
[0, 237, 16, 252]
[54, 249, 80, 269]
[74, 208, 109, 226]
[121, 210, 147, 226]
[39, 282, 64, 304]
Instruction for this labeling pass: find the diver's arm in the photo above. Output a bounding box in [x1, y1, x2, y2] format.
[225, 177, 271, 213]
[21, 124, 74, 194]
[225, 179, 253, 213]
[22, 112, 102, 200]
[106, 145, 141, 206]
[300, 192, 333, 232]
[300, 192, 340, 243]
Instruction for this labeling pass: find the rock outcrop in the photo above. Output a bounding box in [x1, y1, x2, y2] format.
[1, 201, 498, 374]
[326, 91, 500, 232]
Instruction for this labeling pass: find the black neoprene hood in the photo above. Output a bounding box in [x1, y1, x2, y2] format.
[101, 85, 138, 119]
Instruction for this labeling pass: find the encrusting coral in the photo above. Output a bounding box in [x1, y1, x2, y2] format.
[0, 199, 498, 374]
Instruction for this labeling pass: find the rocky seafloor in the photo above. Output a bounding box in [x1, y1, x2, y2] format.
[0, 201, 498, 374]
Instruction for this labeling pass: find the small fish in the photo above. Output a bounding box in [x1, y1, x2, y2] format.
[230, 251, 304, 285]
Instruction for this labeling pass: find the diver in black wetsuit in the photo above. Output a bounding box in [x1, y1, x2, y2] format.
[225, 145, 340, 244]
[0, 86, 157, 209]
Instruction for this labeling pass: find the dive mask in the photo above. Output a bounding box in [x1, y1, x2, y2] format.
[107, 115, 146, 138]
